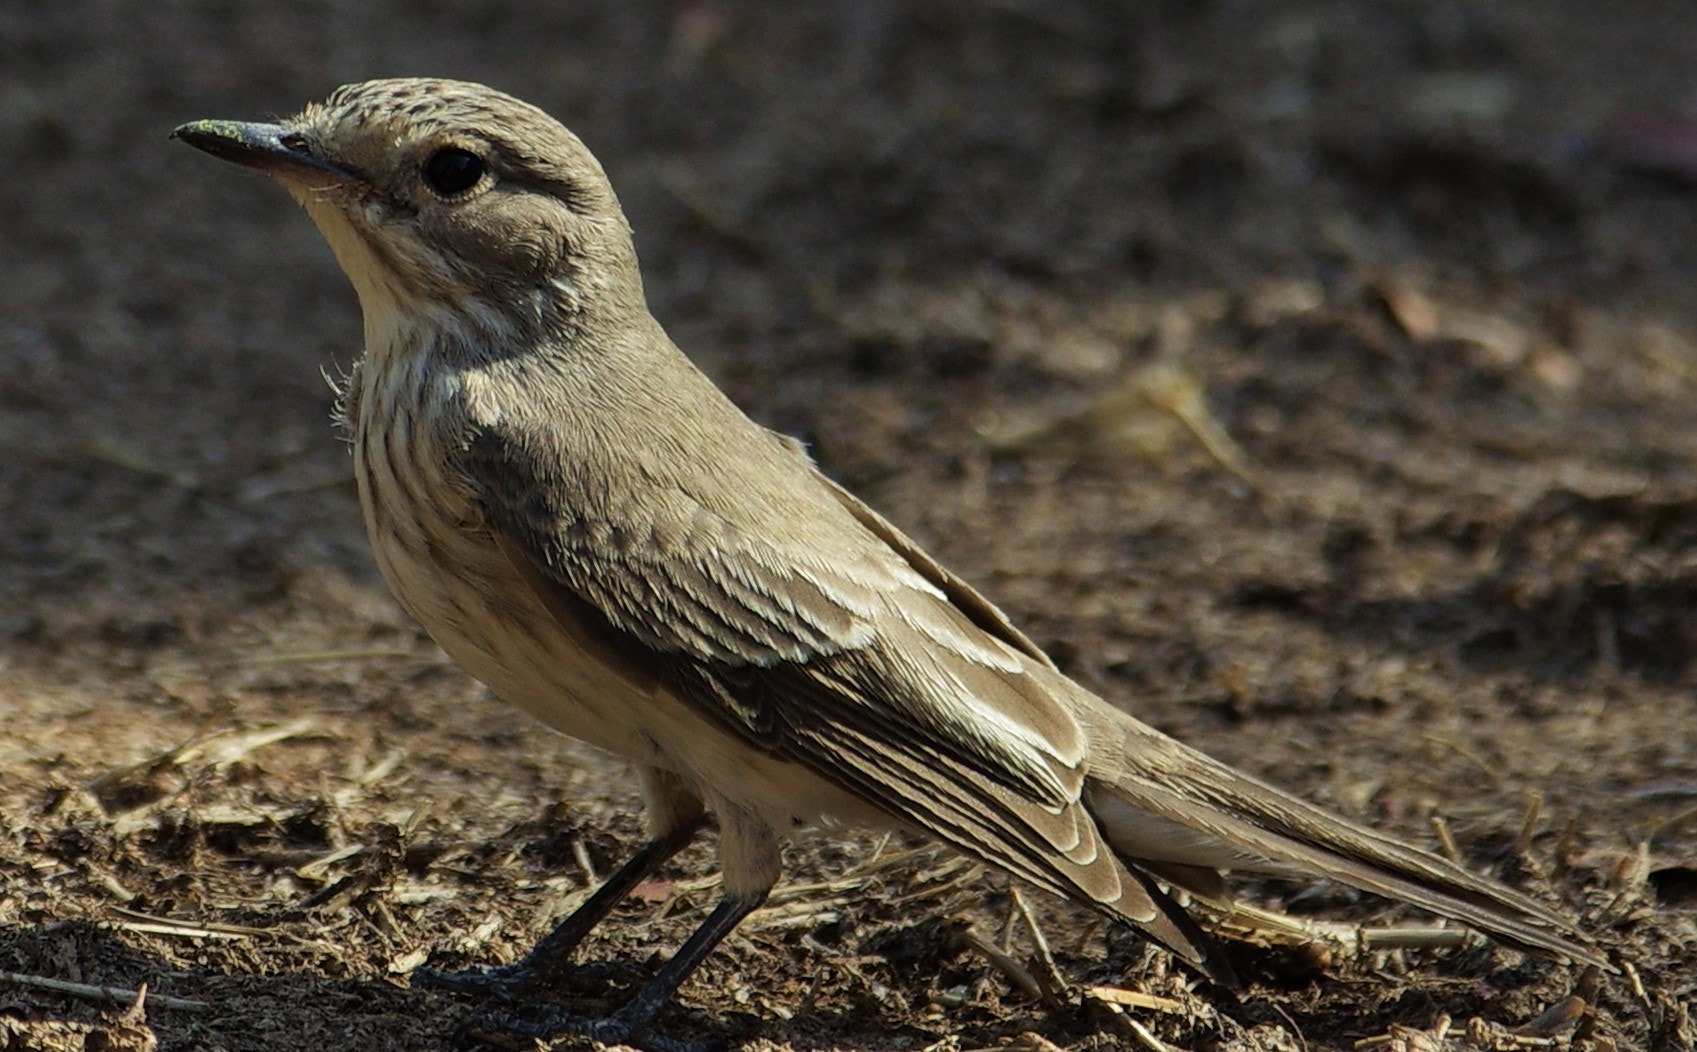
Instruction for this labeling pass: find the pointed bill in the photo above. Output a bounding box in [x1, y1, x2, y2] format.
[171, 120, 354, 183]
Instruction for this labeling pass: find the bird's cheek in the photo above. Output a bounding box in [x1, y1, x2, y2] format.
[511, 229, 567, 280]
[454, 214, 564, 283]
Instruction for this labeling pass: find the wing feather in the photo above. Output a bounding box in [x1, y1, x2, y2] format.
[461, 422, 1088, 801]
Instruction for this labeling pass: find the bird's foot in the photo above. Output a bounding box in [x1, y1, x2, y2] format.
[462, 1004, 714, 1052]
[413, 960, 532, 1001]
[414, 958, 640, 1002]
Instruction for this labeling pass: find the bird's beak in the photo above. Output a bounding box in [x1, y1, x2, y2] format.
[171, 119, 353, 183]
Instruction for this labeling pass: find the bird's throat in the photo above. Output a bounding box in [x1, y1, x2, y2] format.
[289, 191, 416, 366]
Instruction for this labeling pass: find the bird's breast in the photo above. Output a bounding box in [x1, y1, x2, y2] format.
[348, 353, 657, 760]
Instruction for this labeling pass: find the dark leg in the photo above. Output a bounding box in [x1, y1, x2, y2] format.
[417, 817, 704, 998]
[475, 890, 768, 1051]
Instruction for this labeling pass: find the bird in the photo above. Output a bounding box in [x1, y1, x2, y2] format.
[172, 78, 1601, 1048]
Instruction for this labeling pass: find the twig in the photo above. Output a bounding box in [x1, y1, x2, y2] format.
[108, 906, 266, 939]
[1429, 813, 1461, 865]
[107, 920, 250, 942]
[841, 840, 946, 879]
[1010, 886, 1069, 1005]
[1083, 986, 1191, 1015]
[91, 715, 320, 803]
[85, 865, 138, 904]
[1145, 364, 1261, 493]
[887, 862, 985, 908]
[570, 834, 599, 886]
[1621, 959, 1649, 1009]
[1099, 1001, 1189, 1052]
[1193, 895, 1478, 956]
[743, 896, 852, 931]
[1355, 1014, 1450, 1050]
[0, 970, 209, 1012]
[859, 831, 895, 871]
[1420, 734, 1503, 789]
[952, 924, 1044, 1001]
[1516, 791, 1544, 856]
[977, 1034, 1068, 1052]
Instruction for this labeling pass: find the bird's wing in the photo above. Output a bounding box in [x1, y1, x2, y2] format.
[459, 417, 1223, 974]
[460, 419, 1087, 800]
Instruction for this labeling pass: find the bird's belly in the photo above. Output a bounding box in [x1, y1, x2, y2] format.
[369, 519, 660, 760]
[427, 565, 887, 833]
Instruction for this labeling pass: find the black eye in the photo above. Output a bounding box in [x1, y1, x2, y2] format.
[422, 147, 486, 195]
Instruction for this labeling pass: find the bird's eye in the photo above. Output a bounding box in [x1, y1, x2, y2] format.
[422, 147, 486, 196]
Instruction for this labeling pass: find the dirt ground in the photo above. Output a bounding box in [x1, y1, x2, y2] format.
[3, 2, 1696, 1050]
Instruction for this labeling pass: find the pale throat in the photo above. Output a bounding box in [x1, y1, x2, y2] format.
[290, 190, 418, 368]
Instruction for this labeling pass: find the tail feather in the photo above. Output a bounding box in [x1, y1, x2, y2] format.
[1086, 715, 1604, 968]
[1118, 863, 1244, 991]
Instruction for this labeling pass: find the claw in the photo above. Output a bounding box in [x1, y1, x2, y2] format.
[467, 1005, 718, 1052]
[414, 962, 535, 1001]
[416, 958, 647, 1001]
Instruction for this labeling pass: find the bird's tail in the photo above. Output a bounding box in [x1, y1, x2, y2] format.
[1081, 708, 1606, 969]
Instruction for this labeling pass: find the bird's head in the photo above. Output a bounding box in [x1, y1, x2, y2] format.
[174, 78, 644, 349]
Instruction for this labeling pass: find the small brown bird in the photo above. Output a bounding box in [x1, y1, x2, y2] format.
[174, 79, 1599, 1047]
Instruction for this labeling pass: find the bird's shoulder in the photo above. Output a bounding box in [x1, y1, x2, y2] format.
[448, 349, 906, 663]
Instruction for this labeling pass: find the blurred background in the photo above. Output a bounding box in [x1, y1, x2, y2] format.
[3, 2, 1695, 1049]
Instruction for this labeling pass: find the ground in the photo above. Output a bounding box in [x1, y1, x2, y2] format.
[2, 2, 1695, 1050]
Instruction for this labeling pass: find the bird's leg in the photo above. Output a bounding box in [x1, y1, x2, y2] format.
[419, 768, 709, 999]
[476, 890, 768, 1051]
[417, 820, 705, 998]
[469, 799, 782, 1051]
